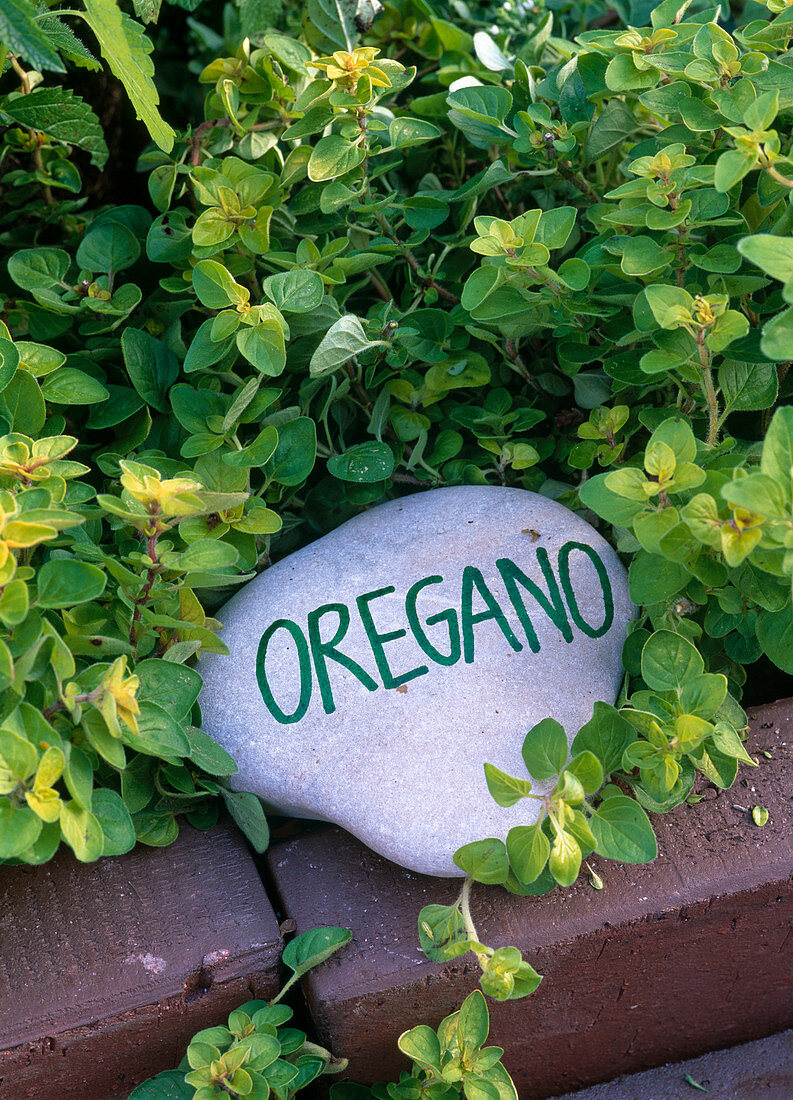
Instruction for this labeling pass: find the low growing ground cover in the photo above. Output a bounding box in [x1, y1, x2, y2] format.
[1, 0, 793, 1095]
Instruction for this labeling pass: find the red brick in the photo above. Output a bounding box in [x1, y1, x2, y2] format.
[0, 822, 282, 1099]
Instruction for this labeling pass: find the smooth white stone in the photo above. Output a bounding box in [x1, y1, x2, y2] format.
[197, 486, 635, 877]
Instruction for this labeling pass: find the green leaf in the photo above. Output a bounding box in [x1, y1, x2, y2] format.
[223, 426, 279, 469]
[389, 117, 442, 149]
[308, 135, 365, 182]
[37, 559, 106, 608]
[132, 0, 162, 23]
[266, 416, 316, 486]
[0, 729, 38, 783]
[0, 340, 19, 394]
[757, 606, 793, 673]
[571, 703, 633, 777]
[179, 539, 239, 571]
[719, 361, 778, 413]
[134, 701, 191, 759]
[641, 629, 704, 694]
[585, 98, 637, 161]
[221, 789, 269, 852]
[39, 13, 99, 70]
[121, 328, 180, 413]
[680, 674, 728, 720]
[93, 788, 136, 856]
[64, 744, 93, 809]
[456, 989, 489, 1054]
[644, 285, 693, 329]
[0, 87, 107, 167]
[506, 822, 549, 884]
[0, 799, 42, 858]
[759, 307, 793, 362]
[8, 247, 70, 290]
[453, 838, 509, 884]
[549, 828, 582, 887]
[303, 0, 358, 53]
[565, 751, 604, 794]
[134, 811, 178, 847]
[447, 85, 512, 127]
[521, 717, 568, 781]
[710, 722, 756, 767]
[621, 236, 669, 276]
[128, 1070, 195, 1100]
[327, 442, 394, 483]
[263, 270, 324, 314]
[737, 233, 793, 283]
[77, 220, 140, 273]
[60, 799, 103, 861]
[417, 903, 470, 962]
[2, 370, 45, 436]
[474, 30, 511, 71]
[483, 762, 532, 807]
[41, 369, 109, 405]
[187, 729, 238, 777]
[0, 0, 65, 72]
[589, 795, 657, 863]
[760, 405, 793, 492]
[691, 745, 739, 789]
[579, 473, 644, 527]
[236, 318, 286, 376]
[135, 659, 202, 719]
[398, 1024, 442, 1073]
[81, 0, 175, 153]
[629, 553, 691, 605]
[193, 260, 249, 309]
[714, 150, 755, 193]
[281, 926, 352, 978]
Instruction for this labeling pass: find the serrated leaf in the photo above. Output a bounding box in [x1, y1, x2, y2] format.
[132, 0, 163, 23]
[0, 0, 65, 72]
[0, 87, 108, 168]
[81, 0, 175, 153]
[38, 13, 100, 69]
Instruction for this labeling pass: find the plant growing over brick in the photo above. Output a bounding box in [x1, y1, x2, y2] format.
[132, 928, 521, 1099]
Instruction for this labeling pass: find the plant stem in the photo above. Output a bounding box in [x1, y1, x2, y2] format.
[459, 878, 488, 968]
[696, 330, 719, 446]
[765, 163, 793, 190]
[10, 55, 54, 205]
[504, 338, 540, 390]
[368, 270, 392, 302]
[375, 211, 461, 304]
[557, 161, 598, 201]
[344, 361, 374, 410]
[129, 530, 161, 645]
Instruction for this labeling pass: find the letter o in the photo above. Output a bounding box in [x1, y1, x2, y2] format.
[256, 618, 312, 724]
[557, 542, 614, 639]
